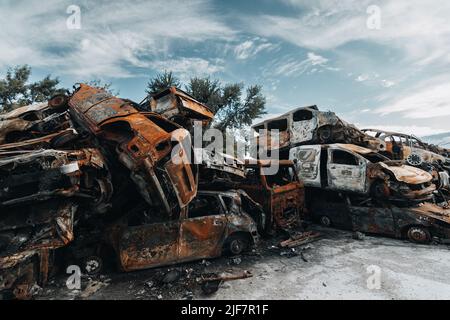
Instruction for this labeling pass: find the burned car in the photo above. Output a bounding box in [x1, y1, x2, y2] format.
[240, 160, 304, 230]
[362, 129, 449, 166]
[145, 87, 214, 130]
[198, 150, 245, 189]
[0, 147, 112, 298]
[253, 106, 385, 153]
[68, 84, 198, 216]
[102, 190, 263, 272]
[310, 190, 450, 244]
[0, 95, 70, 145]
[290, 144, 436, 204]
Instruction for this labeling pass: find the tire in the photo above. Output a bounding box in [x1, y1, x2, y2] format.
[318, 126, 332, 143]
[224, 234, 249, 256]
[320, 215, 332, 227]
[406, 226, 431, 244]
[82, 256, 103, 275]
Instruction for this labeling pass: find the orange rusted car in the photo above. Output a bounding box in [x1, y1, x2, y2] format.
[68, 84, 198, 216]
[105, 190, 263, 271]
[240, 160, 304, 231]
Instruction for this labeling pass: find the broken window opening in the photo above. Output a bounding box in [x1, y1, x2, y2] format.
[293, 110, 313, 122]
[332, 150, 359, 166]
[267, 118, 288, 131]
[188, 195, 223, 218]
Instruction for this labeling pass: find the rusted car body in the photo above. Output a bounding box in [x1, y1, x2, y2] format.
[253, 106, 385, 152]
[240, 160, 304, 230]
[148, 87, 214, 130]
[0, 95, 70, 145]
[68, 84, 198, 216]
[0, 146, 113, 299]
[198, 150, 245, 188]
[310, 190, 450, 244]
[363, 129, 450, 192]
[362, 129, 449, 165]
[106, 190, 262, 272]
[290, 144, 436, 204]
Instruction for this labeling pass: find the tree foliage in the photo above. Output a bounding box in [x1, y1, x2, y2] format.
[146, 70, 181, 96]
[86, 79, 119, 96]
[0, 65, 66, 113]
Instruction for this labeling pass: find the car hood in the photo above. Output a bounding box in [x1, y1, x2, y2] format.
[379, 162, 432, 184]
[410, 202, 450, 224]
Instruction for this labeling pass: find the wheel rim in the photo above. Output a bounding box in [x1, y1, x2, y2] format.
[408, 227, 428, 243]
[85, 258, 101, 274]
[230, 239, 244, 255]
[320, 216, 331, 226]
[319, 127, 332, 142]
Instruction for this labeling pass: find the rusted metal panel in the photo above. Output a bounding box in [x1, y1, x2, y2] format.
[379, 162, 433, 184]
[240, 160, 303, 230]
[110, 190, 260, 272]
[150, 87, 214, 129]
[118, 221, 180, 272]
[68, 84, 198, 215]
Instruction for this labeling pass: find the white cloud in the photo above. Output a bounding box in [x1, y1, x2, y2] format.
[381, 80, 395, 88]
[357, 124, 448, 137]
[245, 0, 450, 66]
[150, 57, 225, 82]
[266, 52, 332, 77]
[375, 75, 450, 119]
[234, 39, 275, 60]
[0, 0, 233, 78]
[356, 74, 370, 82]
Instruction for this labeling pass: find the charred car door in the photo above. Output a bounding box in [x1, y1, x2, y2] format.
[290, 145, 322, 187]
[349, 206, 396, 236]
[179, 193, 227, 261]
[327, 147, 367, 193]
[290, 108, 318, 144]
[117, 213, 180, 271]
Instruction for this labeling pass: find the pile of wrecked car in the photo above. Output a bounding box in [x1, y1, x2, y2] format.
[1, 85, 450, 300]
[0, 84, 299, 299]
[253, 105, 450, 245]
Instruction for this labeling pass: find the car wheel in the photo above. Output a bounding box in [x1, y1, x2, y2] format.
[320, 216, 332, 227]
[318, 126, 332, 143]
[82, 256, 103, 275]
[406, 153, 423, 166]
[225, 235, 249, 256]
[407, 226, 431, 244]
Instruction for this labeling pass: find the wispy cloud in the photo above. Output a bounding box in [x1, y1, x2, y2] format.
[234, 38, 276, 60]
[0, 0, 234, 78]
[245, 0, 450, 66]
[375, 75, 450, 119]
[265, 52, 335, 77]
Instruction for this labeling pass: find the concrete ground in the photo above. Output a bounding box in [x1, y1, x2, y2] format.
[37, 226, 450, 300]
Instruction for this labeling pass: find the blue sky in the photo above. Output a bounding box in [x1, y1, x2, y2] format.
[1, 0, 450, 137]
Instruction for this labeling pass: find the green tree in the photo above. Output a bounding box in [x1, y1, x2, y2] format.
[186, 78, 266, 131]
[86, 79, 119, 95]
[146, 70, 181, 96]
[0, 65, 66, 113]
